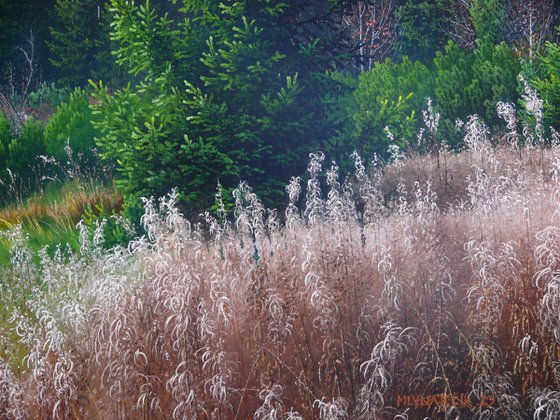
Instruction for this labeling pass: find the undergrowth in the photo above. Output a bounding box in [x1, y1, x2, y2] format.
[0, 180, 122, 265]
[3, 100, 560, 418]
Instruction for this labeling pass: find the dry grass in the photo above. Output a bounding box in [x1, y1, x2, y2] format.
[0, 180, 122, 229]
[3, 115, 560, 418]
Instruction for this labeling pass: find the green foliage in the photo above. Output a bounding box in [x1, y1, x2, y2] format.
[91, 69, 189, 199]
[27, 82, 71, 111]
[2, 118, 45, 176]
[329, 58, 433, 159]
[0, 0, 535, 216]
[82, 199, 134, 249]
[0, 112, 10, 170]
[469, 0, 507, 44]
[0, 116, 47, 202]
[322, 70, 358, 166]
[109, 0, 184, 79]
[44, 87, 101, 165]
[533, 40, 560, 132]
[434, 40, 520, 129]
[91, 0, 212, 206]
[328, 39, 522, 157]
[94, 0, 346, 210]
[0, 0, 56, 84]
[48, 0, 115, 86]
[354, 58, 433, 156]
[394, 0, 451, 62]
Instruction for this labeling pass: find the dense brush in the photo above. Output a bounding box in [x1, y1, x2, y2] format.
[3, 104, 560, 418]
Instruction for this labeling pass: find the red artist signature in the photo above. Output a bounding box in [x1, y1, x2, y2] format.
[396, 393, 495, 409]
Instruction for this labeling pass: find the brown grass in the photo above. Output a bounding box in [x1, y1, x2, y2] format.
[0, 180, 123, 229]
[2, 144, 560, 419]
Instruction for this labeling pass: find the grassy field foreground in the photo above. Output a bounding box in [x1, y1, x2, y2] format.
[2, 134, 560, 418]
[0, 180, 122, 265]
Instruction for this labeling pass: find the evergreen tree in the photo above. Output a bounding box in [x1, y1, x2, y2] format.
[0, 0, 55, 86]
[533, 38, 560, 133]
[48, 0, 116, 86]
[93, 0, 356, 210]
[394, 0, 452, 62]
[434, 40, 520, 130]
[469, 0, 508, 44]
[327, 58, 434, 160]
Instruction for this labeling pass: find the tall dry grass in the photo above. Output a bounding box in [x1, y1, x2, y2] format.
[0, 179, 122, 229]
[3, 101, 560, 418]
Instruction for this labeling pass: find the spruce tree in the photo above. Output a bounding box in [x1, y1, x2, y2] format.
[394, 0, 452, 62]
[93, 0, 356, 210]
[48, 0, 115, 86]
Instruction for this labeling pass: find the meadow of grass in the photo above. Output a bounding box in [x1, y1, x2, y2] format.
[0, 180, 122, 265]
[3, 104, 560, 418]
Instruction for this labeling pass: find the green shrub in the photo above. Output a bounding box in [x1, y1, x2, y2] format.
[434, 40, 520, 133]
[469, 0, 508, 43]
[533, 40, 560, 133]
[82, 195, 137, 250]
[0, 112, 11, 170]
[48, 0, 116, 86]
[0, 117, 45, 202]
[3, 117, 45, 175]
[27, 82, 71, 111]
[394, 0, 451, 62]
[44, 87, 100, 166]
[91, 72, 189, 199]
[0, 116, 46, 202]
[471, 42, 521, 124]
[322, 70, 359, 167]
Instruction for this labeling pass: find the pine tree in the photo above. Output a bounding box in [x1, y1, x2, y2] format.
[93, 0, 356, 210]
[469, 0, 508, 44]
[394, 0, 452, 62]
[533, 38, 560, 133]
[0, 0, 55, 90]
[48, 0, 115, 86]
[434, 40, 520, 128]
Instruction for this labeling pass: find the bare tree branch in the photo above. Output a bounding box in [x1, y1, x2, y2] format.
[0, 30, 39, 132]
[342, 0, 397, 71]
